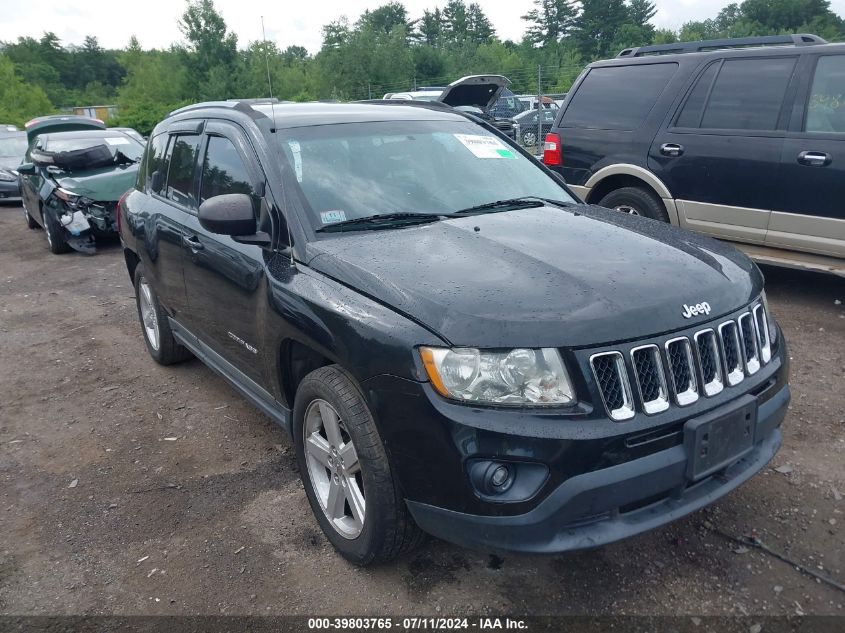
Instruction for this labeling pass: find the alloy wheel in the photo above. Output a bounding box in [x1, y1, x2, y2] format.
[615, 205, 640, 216]
[138, 280, 160, 351]
[522, 131, 537, 147]
[303, 399, 365, 539]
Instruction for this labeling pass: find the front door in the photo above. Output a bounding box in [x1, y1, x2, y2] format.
[181, 124, 268, 383]
[772, 53, 845, 258]
[649, 55, 799, 244]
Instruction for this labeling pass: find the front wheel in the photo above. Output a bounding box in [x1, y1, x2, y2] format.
[599, 186, 670, 223]
[42, 206, 71, 254]
[23, 204, 38, 229]
[293, 366, 424, 565]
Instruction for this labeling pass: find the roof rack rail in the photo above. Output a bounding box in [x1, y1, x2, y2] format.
[169, 99, 288, 118]
[355, 99, 453, 111]
[617, 33, 827, 58]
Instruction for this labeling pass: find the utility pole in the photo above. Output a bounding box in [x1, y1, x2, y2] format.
[537, 65, 543, 156]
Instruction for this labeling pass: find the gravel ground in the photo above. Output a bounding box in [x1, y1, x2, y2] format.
[0, 204, 843, 617]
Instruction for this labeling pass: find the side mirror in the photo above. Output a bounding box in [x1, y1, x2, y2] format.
[17, 162, 35, 175]
[198, 193, 257, 236]
[150, 170, 163, 193]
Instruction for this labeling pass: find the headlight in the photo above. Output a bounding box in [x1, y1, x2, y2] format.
[0, 169, 16, 182]
[419, 347, 575, 406]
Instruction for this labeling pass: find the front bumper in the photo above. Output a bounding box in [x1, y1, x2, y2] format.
[363, 329, 789, 554]
[406, 384, 787, 553]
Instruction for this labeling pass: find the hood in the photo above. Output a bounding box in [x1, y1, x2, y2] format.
[53, 163, 139, 202]
[306, 205, 763, 348]
[439, 75, 510, 112]
[25, 115, 105, 144]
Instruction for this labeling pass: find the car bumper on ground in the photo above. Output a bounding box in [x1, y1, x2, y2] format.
[406, 384, 787, 553]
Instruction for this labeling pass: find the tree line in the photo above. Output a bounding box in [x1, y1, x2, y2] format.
[1, 0, 843, 133]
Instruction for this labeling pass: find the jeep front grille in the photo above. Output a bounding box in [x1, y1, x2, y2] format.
[590, 352, 635, 421]
[665, 337, 699, 406]
[630, 345, 669, 414]
[591, 300, 774, 420]
[694, 329, 724, 396]
[719, 321, 744, 386]
[738, 312, 761, 375]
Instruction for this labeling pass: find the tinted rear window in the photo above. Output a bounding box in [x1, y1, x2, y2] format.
[561, 63, 677, 131]
[700, 57, 796, 131]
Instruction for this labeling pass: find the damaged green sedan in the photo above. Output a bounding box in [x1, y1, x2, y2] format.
[19, 115, 143, 254]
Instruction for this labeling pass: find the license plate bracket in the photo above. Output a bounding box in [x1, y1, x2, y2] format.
[684, 394, 757, 481]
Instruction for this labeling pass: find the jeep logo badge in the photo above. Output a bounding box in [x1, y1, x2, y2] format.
[682, 302, 711, 319]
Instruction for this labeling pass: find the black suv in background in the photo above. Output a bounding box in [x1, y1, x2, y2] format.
[120, 99, 789, 564]
[544, 34, 845, 277]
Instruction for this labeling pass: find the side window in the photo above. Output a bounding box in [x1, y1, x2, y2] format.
[675, 63, 720, 128]
[699, 57, 796, 131]
[199, 136, 254, 204]
[561, 63, 678, 131]
[806, 55, 845, 134]
[165, 135, 201, 207]
[147, 133, 169, 195]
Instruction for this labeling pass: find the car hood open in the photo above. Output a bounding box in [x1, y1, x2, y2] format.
[54, 163, 139, 202]
[438, 75, 510, 112]
[25, 115, 105, 144]
[306, 205, 764, 348]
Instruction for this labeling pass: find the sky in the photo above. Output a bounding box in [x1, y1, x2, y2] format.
[1, 0, 844, 54]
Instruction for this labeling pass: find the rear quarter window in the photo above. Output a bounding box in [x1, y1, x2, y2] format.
[561, 63, 678, 131]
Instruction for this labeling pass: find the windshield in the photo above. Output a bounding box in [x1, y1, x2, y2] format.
[44, 134, 145, 162]
[278, 120, 575, 231]
[0, 134, 27, 158]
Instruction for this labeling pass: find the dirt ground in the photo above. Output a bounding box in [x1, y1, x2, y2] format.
[0, 203, 843, 617]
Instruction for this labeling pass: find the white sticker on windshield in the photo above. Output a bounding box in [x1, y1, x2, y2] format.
[453, 134, 516, 159]
[288, 140, 303, 182]
[105, 137, 131, 146]
[320, 210, 347, 224]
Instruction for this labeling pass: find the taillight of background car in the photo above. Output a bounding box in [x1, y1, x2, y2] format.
[543, 133, 562, 166]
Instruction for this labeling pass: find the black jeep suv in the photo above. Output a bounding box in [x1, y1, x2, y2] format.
[544, 34, 845, 277]
[119, 99, 789, 564]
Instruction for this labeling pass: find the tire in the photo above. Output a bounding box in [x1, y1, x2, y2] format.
[133, 264, 192, 365]
[23, 204, 38, 229]
[599, 186, 670, 223]
[521, 130, 537, 147]
[41, 206, 71, 254]
[293, 365, 424, 565]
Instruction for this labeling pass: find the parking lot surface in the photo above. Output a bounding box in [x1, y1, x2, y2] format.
[0, 205, 843, 616]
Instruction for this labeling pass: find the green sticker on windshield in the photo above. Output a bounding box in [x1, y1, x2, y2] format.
[495, 149, 516, 159]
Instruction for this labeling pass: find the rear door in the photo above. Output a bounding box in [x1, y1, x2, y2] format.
[141, 127, 203, 318]
[649, 55, 799, 244]
[181, 122, 269, 383]
[554, 62, 679, 186]
[772, 53, 845, 258]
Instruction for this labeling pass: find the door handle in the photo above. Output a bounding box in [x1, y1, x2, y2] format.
[182, 234, 204, 251]
[660, 143, 685, 157]
[797, 151, 831, 167]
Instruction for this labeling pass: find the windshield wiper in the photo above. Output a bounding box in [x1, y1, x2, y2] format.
[315, 212, 461, 233]
[454, 196, 575, 215]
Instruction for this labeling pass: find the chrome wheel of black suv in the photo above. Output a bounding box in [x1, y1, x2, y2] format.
[293, 366, 423, 564]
